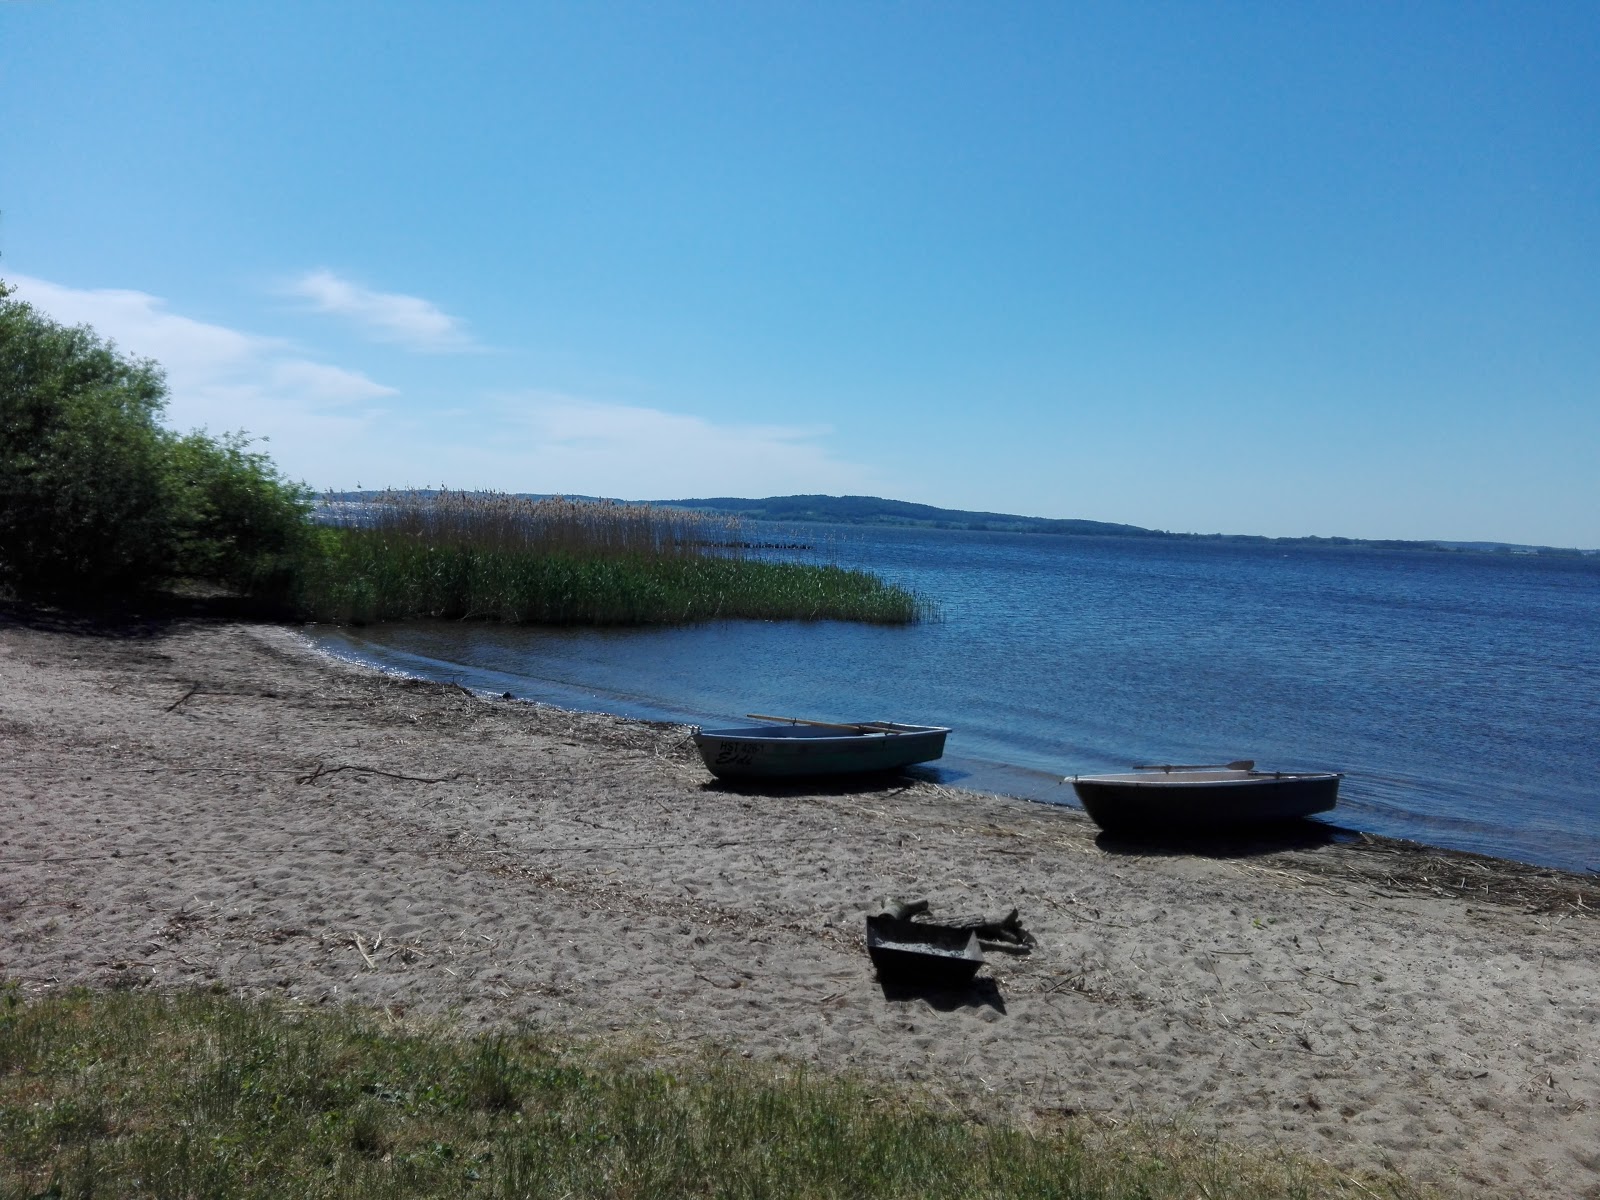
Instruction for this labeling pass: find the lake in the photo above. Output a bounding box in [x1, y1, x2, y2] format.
[312, 526, 1600, 874]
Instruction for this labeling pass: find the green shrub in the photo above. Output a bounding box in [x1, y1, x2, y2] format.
[0, 279, 313, 600]
[0, 280, 175, 594]
[165, 429, 315, 594]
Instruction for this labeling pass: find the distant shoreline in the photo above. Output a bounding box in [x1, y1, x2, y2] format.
[318, 491, 1599, 557]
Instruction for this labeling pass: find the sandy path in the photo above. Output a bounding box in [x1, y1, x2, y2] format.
[2, 610, 1597, 1196]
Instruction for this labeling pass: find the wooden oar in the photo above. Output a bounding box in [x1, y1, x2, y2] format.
[746, 713, 895, 734]
[1133, 759, 1255, 772]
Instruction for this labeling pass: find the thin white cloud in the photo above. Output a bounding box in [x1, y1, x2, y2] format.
[7, 274, 395, 482]
[284, 268, 478, 352]
[429, 392, 892, 499]
[5, 275, 894, 497]
[265, 358, 396, 402]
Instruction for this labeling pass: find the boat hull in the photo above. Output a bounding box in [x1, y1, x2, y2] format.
[692, 722, 948, 779]
[1071, 769, 1341, 835]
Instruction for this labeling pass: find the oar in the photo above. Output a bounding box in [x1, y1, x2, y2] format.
[1133, 759, 1255, 772]
[746, 713, 895, 734]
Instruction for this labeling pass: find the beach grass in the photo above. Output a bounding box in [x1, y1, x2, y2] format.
[298, 491, 932, 625]
[0, 987, 1423, 1200]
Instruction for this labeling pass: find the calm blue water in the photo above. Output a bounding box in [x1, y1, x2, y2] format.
[312, 527, 1600, 873]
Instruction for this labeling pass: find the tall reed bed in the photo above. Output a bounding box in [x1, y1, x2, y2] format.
[337, 490, 725, 559]
[0, 988, 1401, 1200]
[299, 490, 932, 625]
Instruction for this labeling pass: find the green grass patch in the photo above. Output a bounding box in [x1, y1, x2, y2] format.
[0, 987, 1427, 1200]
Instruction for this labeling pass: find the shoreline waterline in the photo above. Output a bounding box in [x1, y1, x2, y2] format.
[307, 623, 1595, 878]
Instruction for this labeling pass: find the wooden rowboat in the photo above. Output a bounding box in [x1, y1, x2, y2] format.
[1070, 763, 1341, 835]
[692, 714, 949, 779]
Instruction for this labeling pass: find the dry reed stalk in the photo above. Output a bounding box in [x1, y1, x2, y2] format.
[328, 490, 740, 560]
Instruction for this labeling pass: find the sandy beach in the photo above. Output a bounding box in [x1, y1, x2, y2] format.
[2, 609, 1597, 1196]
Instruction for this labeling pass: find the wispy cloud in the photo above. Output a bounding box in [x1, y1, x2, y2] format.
[433, 392, 891, 500]
[5, 275, 892, 497]
[283, 269, 478, 352]
[8, 274, 395, 482]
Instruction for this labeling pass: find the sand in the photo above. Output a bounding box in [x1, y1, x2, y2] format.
[2, 609, 1597, 1196]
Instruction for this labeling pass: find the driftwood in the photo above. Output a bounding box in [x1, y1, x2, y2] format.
[873, 898, 1036, 953]
[946, 907, 1037, 953]
[877, 898, 930, 921]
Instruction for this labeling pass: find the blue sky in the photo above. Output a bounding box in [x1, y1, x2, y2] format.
[4, 2, 1597, 546]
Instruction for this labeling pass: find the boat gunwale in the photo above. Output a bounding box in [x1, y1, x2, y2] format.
[694, 723, 951, 745]
[1072, 769, 1343, 789]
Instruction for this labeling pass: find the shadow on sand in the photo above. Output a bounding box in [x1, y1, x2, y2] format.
[0, 593, 289, 640]
[698, 764, 941, 800]
[1093, 817, 1354, 860]
[877, 975, 1007, 1014]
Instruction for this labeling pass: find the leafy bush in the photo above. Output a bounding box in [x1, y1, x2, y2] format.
[0, 281, 175, 594]
[166, 429, 315, 593]
[0, 279, 312, 599]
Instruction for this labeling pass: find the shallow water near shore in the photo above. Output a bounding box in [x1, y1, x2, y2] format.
[313, 526, 1600, 874]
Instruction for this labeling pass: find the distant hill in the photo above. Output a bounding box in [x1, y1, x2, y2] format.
[653, 495, 1596, 556]
[651, 494, 1157, 537]
[316, 491, 1595, 556]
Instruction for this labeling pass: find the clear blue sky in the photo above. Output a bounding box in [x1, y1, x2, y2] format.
[4, 2, 1597, 545]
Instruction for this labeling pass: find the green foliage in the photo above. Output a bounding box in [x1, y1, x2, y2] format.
[0, 988, 1413, 1200]
[165, 429, 315, 592]
[0, 280, 175, 594]
[0, 279, 313, 599]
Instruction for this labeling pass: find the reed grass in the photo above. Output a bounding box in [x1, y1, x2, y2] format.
[0, 987, 1422, 1200]
[334, 491, 726, 559]
[299, 491, 932, 625]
